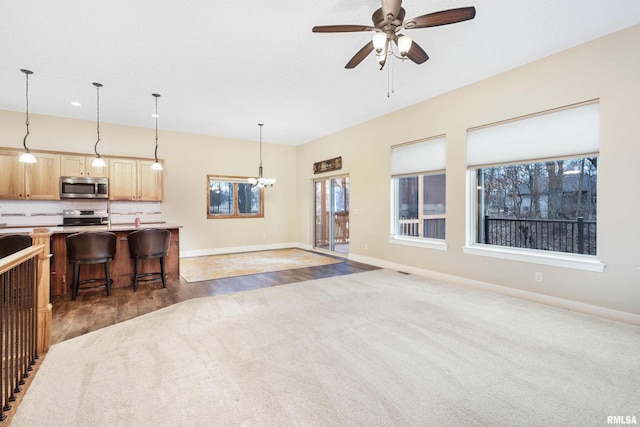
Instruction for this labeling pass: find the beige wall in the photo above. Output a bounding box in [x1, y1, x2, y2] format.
[1, 24, 638, 317]
[296, 24, 640, 316]
[0, 111, 298, 255]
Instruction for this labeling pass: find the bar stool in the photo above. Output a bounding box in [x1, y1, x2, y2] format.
[127, 228, 170, 291]
[66, 231, 117, 301]
[0, 234, 32, 258]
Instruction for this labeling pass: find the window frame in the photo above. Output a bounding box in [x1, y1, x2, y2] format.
[464, 102, 605, 272]
[206, 175, 264, 219]
[389, 135, 448, 251]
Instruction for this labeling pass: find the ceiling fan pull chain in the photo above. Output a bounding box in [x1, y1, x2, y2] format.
[391, 59, 395, 95]
[386, 59, 395, 98]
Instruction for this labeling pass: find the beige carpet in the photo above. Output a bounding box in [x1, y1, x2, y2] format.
[12, 270, 640, 426]
[179, 248, 342, 282]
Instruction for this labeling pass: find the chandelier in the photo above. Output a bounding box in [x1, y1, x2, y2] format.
[247, 123, 275, 188]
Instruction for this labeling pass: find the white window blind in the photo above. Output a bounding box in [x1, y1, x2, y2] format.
[391, 136, 446, 176]
[467, 102, 600, 167]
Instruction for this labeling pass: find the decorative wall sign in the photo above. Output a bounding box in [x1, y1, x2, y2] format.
[313, 156, 342, 174]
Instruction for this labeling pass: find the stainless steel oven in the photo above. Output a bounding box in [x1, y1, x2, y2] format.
[61, 210, 109, 226]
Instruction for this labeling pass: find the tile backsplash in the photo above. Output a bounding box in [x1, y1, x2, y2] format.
[0, 200, 163, 227]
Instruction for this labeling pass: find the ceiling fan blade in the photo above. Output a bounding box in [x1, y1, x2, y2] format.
[313, 25, 375, 33]
[381, 0, 403, 21]
[405, 6, 476, 29]
[405, 40, 429, 64]
[345, 41, 374, 69]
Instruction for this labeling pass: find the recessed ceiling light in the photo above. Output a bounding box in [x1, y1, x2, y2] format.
[70, 101, 82, 107]
[151, 113, 159, 118]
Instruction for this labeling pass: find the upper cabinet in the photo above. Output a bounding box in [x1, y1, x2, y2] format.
[0, 150, 25, 199]
[60, 154, 109, 178]
[110, 158, 162, 201]
[0, 147, 161, 201]
[0, 150, 59, 200]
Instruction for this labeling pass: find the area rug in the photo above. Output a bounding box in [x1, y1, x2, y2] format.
[179, 248, 343, 282]
[11, 269, 640, 426]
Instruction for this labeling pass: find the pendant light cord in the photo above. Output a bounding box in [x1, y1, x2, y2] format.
[93, 82, 103, 158]
[259, 123, 263, 168]
[153, 94, 160, 162]
[21, 69, 33, 152]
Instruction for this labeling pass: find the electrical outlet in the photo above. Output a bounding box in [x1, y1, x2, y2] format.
[534, 272, 543, 283]
[364, 243, 369, 250]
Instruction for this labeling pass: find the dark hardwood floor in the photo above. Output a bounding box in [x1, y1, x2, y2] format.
[51, 255, 379, 344]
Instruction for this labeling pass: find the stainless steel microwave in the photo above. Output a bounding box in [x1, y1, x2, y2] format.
[60, 176, 109, 199]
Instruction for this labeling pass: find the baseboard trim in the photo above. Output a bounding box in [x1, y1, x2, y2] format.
[180, 242, 300, 258]
[348, 252, 640, 326]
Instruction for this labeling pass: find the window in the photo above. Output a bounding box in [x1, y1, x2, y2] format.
[390, 136, 447, 248]
[466, 101, 602, 269]
[207, 175, 264, 219]
[476, 158, 597, 254]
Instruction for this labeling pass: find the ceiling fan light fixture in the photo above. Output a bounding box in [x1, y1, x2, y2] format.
[372, 31, 387, 53]
[398, 35, 413, 56]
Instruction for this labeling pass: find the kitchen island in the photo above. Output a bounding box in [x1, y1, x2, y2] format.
[1, 223, 181, 297]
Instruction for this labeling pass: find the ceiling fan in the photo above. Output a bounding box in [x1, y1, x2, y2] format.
[312, 0, 476, 70]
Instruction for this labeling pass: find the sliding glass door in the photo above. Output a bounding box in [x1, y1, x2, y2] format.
[314, 176, 349, 254]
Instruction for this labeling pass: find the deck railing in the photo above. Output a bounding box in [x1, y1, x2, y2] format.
[0, 229, 52, 421]
[483, 216, 597, 255]
[398, 217, 446, 240]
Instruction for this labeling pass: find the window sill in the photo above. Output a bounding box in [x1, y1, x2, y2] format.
[463, 244, 605, 272]
[389, 235, 448, 251]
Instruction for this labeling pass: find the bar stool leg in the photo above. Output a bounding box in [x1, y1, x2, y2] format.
[160, 256, 167, 288]
[72, 264, 81, 301]
[133, 259, 139, 292]
[105, 259, 112, 296]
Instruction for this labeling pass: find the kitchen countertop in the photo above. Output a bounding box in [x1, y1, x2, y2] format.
[0, 222, 182, 235]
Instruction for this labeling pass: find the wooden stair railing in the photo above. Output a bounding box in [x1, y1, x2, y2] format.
[0, 228, 52, 421]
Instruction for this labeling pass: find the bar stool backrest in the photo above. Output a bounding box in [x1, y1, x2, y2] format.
[66, 232, 117, 264]
[127, 229, 170, 259]
[0, 234, 32, 258]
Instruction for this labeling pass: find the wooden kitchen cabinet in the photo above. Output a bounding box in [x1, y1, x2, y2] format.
[110, 157, 162, 201]
[0, 149, 60, 199]
[0, 150, 25, 199]
[60, 154, 109, 178]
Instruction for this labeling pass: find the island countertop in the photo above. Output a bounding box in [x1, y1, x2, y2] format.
[0, 222, 182, 235]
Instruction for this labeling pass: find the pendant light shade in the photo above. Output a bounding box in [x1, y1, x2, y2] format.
[19, 69, 36, 164]
[151, 93, 163, 171]
[247, 123, 275, 188]
[91, 82, 106, 168]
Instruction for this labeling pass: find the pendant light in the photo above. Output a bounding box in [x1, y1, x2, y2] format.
[91, 82, 106, 168]
[151, 93, 163, 171]
[247, 123, 275, 188]
[18, 69, 36, 164]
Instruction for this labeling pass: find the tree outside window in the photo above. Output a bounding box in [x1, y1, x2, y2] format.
[475, 157, 597, 254]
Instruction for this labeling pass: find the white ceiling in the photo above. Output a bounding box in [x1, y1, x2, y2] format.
[2, 0, 640, 146]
